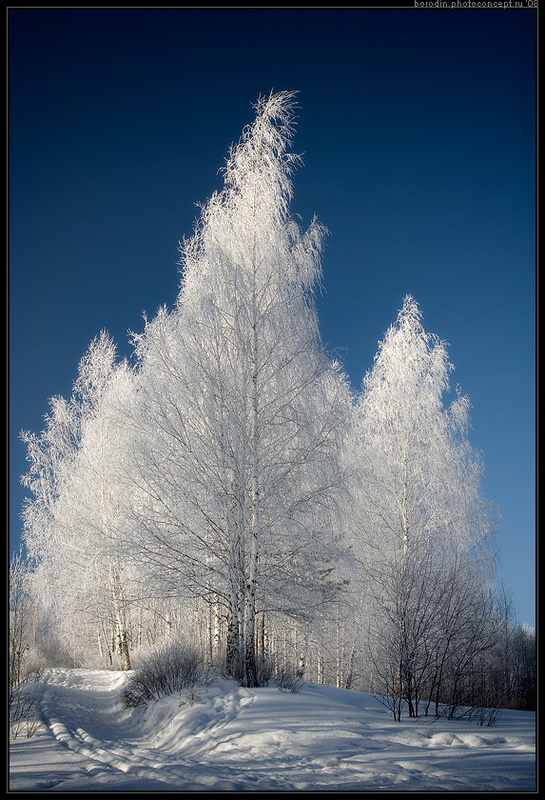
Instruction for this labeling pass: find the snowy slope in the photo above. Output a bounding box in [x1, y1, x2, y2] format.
[9, 668, 536, 792]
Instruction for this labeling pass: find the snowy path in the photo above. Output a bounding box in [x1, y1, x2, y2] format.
[9, 668, 536, 792]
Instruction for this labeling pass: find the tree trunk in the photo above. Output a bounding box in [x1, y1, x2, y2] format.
[115, 611, 131, 671]
[243, 557, 259, 687]
[226, 598, 244, 681]
[345, 645, 355, 690]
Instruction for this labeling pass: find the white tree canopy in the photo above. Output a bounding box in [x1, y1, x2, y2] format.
[348, 295, 498, 717]
[354, 294, 494, 559]
[129, 91, 351, 684]
[21, 331, 139, 668]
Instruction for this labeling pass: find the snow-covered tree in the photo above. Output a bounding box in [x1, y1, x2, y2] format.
[9, 548, 40, 694]
[21, 331, 139, 668]
[355, 296, 491, 555]
[129, 91, 351, 686]
[350, 295, 497, 717]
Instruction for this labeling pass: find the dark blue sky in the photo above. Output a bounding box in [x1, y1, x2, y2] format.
[9, 8, 536, 626]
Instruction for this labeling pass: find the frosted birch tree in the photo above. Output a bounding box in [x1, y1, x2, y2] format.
[350, 295, 497, 717]
[21, 331, 138, 668]
[129, 91, 351, 686]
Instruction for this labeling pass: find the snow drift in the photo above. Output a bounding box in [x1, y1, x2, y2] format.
[9, 668, 535, 792]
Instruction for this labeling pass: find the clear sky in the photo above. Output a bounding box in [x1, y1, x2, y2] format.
[8, 8, 536, 626]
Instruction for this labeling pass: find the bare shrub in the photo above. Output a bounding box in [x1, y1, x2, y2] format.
[121, 641, 212, 708]
[272, 661, 304, 693]
[9, 682, 42, 740]
[255, 653, 277, 686]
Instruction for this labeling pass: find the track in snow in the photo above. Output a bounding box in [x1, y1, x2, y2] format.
[35, 668, 261, 790]
[15, 667, 535, 792]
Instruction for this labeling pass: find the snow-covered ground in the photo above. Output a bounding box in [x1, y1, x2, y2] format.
[9, 668, 536, 792]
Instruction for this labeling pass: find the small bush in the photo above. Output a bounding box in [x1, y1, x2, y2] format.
[121, 641, 211, 708]
[253, 654, 303, 692]
[272, 666, 304, 693]
[9, 683, 41, 740]
[255, 653, 277, 686]
[467, 704, 503, 727]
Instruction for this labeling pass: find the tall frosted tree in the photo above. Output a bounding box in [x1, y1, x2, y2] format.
[355, 295, 489, 555]
[130, 91, 351, 686]
[350, 295, 497, 717]
[21, 331, 138, 668]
